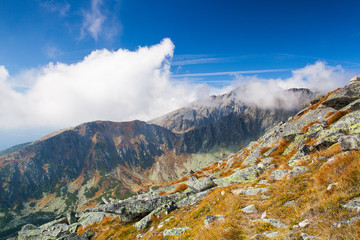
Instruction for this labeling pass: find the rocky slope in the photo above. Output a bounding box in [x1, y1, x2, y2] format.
[0, 88, 313, 239]
[11, 79, 360, 239]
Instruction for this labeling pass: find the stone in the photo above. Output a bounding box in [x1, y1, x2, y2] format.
[339, 134, 360, 151]
[350, 76, 360, 84]
[261, 211, 267, 219]
[137, 233, 143, 239]
[67, 211, 77, 225]
[102, 197, 109, 204]
[334, 215, 360, 228]
[252, 218, 288, 228]
[265, 232, 280, 238]
[214, 166, 259, 186]
[326, 183, 338, 191]
[204, 215, 224, 227]
[270, 169, 290, 180]
[342, 198, 360, 211]
[163, 227, 190, 236]
[298, 219, 310, 228]
[188, 177, 216, 192]
[157, 222, 165, 229]
[231, 187, 268, 196]
[83, 229, 95, 239]
[176, 190, 209, 208]
[284, 200, 294, 206]
[78, 212, 117, 228]
[300, 232, 318, 240]
[241, 204, 257, 213]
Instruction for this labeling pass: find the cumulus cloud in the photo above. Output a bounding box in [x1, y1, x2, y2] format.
[225, 61, 350, 110]
[0, 39, 207, 129]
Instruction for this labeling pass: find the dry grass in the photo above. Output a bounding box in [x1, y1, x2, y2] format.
[327, 109, 352, 126]
[158, 183, 189, 196]
[303, 137, 318, 146]
[300, 121, 319, 133]
[294, 88, 340, 121]
[324, 111, 335, 118]
[269, 138, 290, 156]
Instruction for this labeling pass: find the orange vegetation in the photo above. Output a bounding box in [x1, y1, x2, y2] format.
[37, 193, 56, 210]
[324, 111, 335, 118]
[159, 183, 188, 196]
[327, 109, 352, 126]
[300, 121, 319, 133]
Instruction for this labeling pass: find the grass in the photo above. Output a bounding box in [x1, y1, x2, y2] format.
[327, 109, 352, 126]
[300, 121, 319, 133]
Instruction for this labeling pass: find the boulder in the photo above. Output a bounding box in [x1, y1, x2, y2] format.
[214, 166, 259, 187]
[350, 76, 360, 84]
[252, 218, 288, 228]
[188, 177, 216, 192]
[231, 187, 268, 196]
[241, 204, 257, 213]
[342, 198, 360, 211]
[339, 134, 360, 151]
[163, 227, 190, 236]
[298, 219, 310, 228]
[270, 169, 290, 180]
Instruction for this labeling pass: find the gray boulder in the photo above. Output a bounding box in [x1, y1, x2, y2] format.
[188, 176, 216, 192]
[339, 134, 360, 151]
[163, 227, 190, 236]
[204, 215, 224, 227]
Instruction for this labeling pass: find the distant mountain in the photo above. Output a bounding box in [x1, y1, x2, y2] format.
[0, 88, 315, 238]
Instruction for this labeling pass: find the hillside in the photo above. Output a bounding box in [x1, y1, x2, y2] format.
[0, 88, 313, 239]
[11, 79, 360, 239]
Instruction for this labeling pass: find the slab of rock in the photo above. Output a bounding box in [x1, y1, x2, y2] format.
[334, 215, 360, 228]
[342, 198, 360, 211]
[270, 169, 290, 180]
[298, 219, 310, 228]
[163, 227, 190, 236]
[265, 232, 280, 238]
[176, 190, 209, 208]
[231, 187, 268, 196]
[204, 215, 224, 227]
[241, 204, 257, 213]
[214, 166, 259, 186]
[188, 176, 216, 192]
[252, 218, 288, 228]
[339, 134, 360, 151]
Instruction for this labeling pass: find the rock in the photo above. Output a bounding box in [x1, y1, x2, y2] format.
[322, 97, 359, 110]
[58, 233, 88, 240]
[204, 215, 224, 227]
[67, 211, 77, 225]
[261, 211, 267, 219]
[326, 183, 338, 191]
[231, 187, 268, 196]
[261, 194, 270, 200]
[265, 232, 280, 238]
[300, 232, 318, 240]
[157, 222, 165, 229]
[85, 192, 189, 223]
[163, 227, 190, 236]
[221, 190, 225, 195]
[342, 198, 360, 211]
[241, 204, 257, 213]
[137, 233, 143, 239]
[350, 76, 360, 84]
[339, 134, 360, 151]
[176, 190, 209, 208]
[298, 219, 310, 228]
[188, 177, 216, 192]
[252, 218, 288, 228]
[270, 169, 290, 180]
[78, 212, 117, 228]
[284, 200, 294, 206]
[165, 216, 174, 222]
[83, 229, 95, 239]
[214, 166, 259, 186]
[334, 215, 360, 227]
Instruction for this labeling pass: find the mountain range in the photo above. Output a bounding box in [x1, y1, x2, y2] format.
[0, 88, 314, 239]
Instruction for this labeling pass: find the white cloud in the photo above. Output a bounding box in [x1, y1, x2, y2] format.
[81, 0, 110, 40]
[0, 39, 208, 129]
[223, 61, 350, 109]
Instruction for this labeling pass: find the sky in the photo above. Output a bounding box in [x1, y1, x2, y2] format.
[1, 0, 360, 150]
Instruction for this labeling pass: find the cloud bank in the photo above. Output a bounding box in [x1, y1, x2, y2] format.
[0, 39, 351, 131]
[221, 61, 350, 110]
[0, 39, 207, 129]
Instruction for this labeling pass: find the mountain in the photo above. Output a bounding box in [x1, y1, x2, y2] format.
[0, 88, 314, 239]
[11, 79, 360, 240]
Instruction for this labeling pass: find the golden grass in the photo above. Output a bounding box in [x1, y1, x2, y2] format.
[158, 183, 189, 196]
[324, 111, 335, 118]
[294, 88, 340, 121]
[269, 138, 290, 156]
[327, 109, 352, 126]
[300, 121, 319, 133]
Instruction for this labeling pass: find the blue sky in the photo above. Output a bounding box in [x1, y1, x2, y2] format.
[0, 0, 360, 150]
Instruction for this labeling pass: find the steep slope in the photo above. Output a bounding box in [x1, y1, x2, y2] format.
[16, 80, 360, 239]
